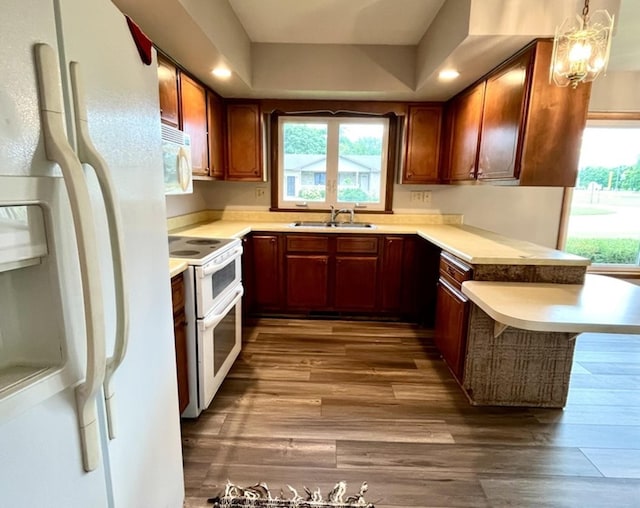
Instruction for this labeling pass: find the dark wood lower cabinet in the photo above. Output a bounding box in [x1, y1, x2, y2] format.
[173, 310, 189, 414]
[334, 256, 378, 311]
[171, 274, 189, 414]
[433, 252, 473, 380]
[434, 278, 469, 380]
[250, 234, 281, 311]
[243, 232, 438, 319]
[380, 236, 405, 312]
[286, 255, 330, 309]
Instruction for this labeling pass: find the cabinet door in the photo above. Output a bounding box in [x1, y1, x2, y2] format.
[251, 235, 281, 310]
[226, 103, 262, 181]
[286, 255, 329, 309]
[434, 277, 469, 380]
[519, 40, 592, 187]
[380, 236, 404, 312]
[157, 54, 179, 128]
[402, 105, 442, 184]
[207, 90, 225, 179]
[173, 310, 189, 414]
[448, 83, 485, 181]
[334, 256, 378, 311]
[477, 51, 531, 181]
[180, 74, 209, 176]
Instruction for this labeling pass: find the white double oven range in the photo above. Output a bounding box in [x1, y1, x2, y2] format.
[168, 236, 243, 417]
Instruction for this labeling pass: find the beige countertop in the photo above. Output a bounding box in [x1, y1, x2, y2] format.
[169, 219, 589, 267]
[462, 275, 640, 335]
[169, 259, 188, 278]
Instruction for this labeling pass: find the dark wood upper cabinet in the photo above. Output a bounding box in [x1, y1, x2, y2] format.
[518, 40, 591, 187]
[402, 105, 443, 184]
[157, 54, 179, 128]
[477, 50, 531, 181]
[226, 102, 263, 181]
[207, 90, 225, 179]
[446, 83, 485, 182]
[180, 74, 209, 176]
[442, 39, 591, 187]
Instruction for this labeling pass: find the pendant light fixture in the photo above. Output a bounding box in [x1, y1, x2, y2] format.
[550, 0, 615, 88]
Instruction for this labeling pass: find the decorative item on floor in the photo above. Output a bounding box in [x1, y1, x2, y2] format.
[549, 0, 614, 88]
[207, 480, 375, 507]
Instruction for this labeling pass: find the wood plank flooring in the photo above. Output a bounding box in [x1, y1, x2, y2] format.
[182, 320, 640, 507]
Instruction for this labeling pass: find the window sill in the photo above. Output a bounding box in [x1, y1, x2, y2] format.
[270, 207, 393, 214]
[587, 265, 640, 279]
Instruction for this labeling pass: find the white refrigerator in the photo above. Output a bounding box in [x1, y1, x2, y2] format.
[0, 0, 184, 506]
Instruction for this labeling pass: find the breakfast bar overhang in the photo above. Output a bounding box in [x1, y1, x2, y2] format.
[460, 275, 640, 408]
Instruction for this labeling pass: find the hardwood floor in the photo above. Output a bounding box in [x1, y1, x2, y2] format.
[181, 320, 640, 507]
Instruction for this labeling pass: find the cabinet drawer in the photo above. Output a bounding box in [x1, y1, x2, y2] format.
[336, 236, 379, 254]
[439, 251, 472, 290]
[286, 235, 329, 253]
[171, 274, 185, 314]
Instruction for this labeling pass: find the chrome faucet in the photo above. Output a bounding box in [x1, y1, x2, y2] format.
[329, 205, 355, 224]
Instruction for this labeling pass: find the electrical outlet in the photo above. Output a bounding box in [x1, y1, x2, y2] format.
[255, 186, 266, 198]
[423, 190, 432, 207]
[410, 190, 422, 203]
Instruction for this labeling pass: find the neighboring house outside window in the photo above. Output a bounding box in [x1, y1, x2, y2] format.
[276, 116, 389, 211]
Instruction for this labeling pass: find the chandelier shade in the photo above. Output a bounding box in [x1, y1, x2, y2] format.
[550, 0, 614, 88]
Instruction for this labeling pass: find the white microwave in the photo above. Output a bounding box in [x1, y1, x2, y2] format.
[161, 124, 193, 195]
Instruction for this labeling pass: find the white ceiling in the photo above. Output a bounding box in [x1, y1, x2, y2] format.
[227, 0, 446, 45]
[113, 0, 637, 101]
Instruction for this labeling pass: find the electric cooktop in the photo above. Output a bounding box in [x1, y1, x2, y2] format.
[168, 235, 238, 263]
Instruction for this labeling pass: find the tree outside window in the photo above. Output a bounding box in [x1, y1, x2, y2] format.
[564, 123, 640, 266]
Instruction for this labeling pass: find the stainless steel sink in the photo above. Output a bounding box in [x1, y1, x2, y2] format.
[333, 222, 375, 228]
[290, 221, 375, 229]
[290, 221, 332, 227]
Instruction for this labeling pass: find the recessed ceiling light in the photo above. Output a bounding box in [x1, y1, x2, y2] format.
[439, 69, 460, 81]
[212, 67, 232, 79]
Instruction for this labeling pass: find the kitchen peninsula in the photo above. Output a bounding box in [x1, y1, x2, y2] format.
[166, 211, 639, 409]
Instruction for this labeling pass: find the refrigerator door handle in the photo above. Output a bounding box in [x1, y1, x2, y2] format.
[35, 44, 106, 472]
[69, 61, 129, 441]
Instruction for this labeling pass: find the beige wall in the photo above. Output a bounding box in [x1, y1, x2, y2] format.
[166, 180, 563, 248]
[589, 71, 640, 112]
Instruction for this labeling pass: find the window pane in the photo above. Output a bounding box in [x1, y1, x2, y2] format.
[337, 123, 383, 204]
[564, 126, 640, 266]
[282, 122, 327, 202]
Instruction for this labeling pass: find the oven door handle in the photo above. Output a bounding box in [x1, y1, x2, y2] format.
[199, 286, 244, 331]
[200, 246, 243, 277]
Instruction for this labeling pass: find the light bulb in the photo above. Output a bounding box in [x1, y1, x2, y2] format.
[212, 67, 232, 79]
[569, 41, 592, 62]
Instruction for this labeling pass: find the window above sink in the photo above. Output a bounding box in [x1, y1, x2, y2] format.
[275, 115, 393, 212]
